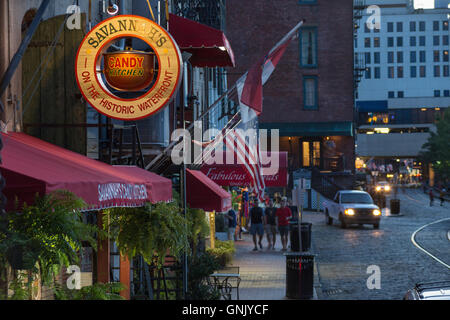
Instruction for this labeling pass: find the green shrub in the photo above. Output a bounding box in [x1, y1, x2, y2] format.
[186, 251, 221, 300]
[53, 282, 125, 300]
[206, 240, 236, 267]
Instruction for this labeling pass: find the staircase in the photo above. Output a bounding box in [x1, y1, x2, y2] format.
[100, 124, 145, 168]
[311, 167, 354, 200]
[145, 83, 242, 175]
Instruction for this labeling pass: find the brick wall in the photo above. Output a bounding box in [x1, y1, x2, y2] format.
[225, 0, 355, 124]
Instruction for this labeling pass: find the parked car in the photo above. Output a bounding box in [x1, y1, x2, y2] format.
[404, 281, 450, 300]
[323, 190, 381, 229]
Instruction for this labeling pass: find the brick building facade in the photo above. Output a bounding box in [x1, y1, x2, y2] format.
[226, 0, 355, 180]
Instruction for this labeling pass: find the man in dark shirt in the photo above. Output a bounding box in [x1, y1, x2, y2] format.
[249, 199, 264, 251]
[264, 199, 278, 250]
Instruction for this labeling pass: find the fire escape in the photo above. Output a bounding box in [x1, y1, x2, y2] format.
[170, 0, 225, 29]
[146, 0, 242, 176]
[353, 0, 367, 95]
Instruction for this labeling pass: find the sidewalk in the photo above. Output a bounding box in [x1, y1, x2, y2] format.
[226, 211, 323, 300]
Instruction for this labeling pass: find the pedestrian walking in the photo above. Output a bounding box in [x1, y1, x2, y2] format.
[276, 197, 292, 252]
[440, 188, 446, 206]
[249, 198, 264, 251]
[264, 199, 278, 250]
[429, 189, 434, 207]
[226, 206, 237, 241]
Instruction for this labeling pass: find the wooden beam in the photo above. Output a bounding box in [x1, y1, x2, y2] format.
[119, 255, 131, 300]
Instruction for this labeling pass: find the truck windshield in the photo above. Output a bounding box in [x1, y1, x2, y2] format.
[340, 193, 373, 204]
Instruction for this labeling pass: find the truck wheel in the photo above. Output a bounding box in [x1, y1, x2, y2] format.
[339, 214, 347, 229]
[325, 210, 333, 225]
[373, 223, 380, 229]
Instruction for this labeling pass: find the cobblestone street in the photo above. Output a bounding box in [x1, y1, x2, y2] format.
[230, 188, 449, 300]
[312, 188, 450, 300]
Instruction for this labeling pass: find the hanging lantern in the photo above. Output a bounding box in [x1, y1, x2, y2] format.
[103, 50, 156, 91]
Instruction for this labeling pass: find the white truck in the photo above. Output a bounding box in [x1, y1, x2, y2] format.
[323, 190, 381, 229]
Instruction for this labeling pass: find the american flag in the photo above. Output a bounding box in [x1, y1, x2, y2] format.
[224, 128, 266, 202]
[195, 21, 305, 200]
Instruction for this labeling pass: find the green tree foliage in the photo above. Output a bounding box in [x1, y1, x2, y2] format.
[103, 202, 190, 268]
[53, 282, 125, 300]
[420, 108, 450, 180]
[0, 190, 103, 287]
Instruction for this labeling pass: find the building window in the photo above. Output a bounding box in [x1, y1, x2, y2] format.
[433, 21, 440, 31]
[434, 50, 440, 62]
[388, 22, 394, 32]
[298, 0, 317, 4]
[374, 37, 380, 47]
[420, 66, 426, 77]
[365, 67, 371, 79]
[397, 22, 403, 32]
[444, 51, 449, 62]
[388, 52, 394, 63]
[398, 91, 404, 98]
[388, 91, 395, 98]
[419, 51, 426, 63]
[410, 51, 417, 63]
[387, 37, 394, 47]
[397, 51, 403, 63]
[388, 67, 394, 78]
[419, 21, 425, 31]
[433, 36, 440, 46]
[374, 52, 380, 64]
[444, 65, 449, 77]
[444, 90, 450, 97]
[434, 90, 440, 97]
[434, 65, 440, 77]
[444, 35, 449, 46]
[419, 36, 426, 46]
[364, 37, 371, 48]
[365, 52, 371, 64]
[444, 21, 449, 31]
[410, 66, 417, 78]
[410, 21, 416, 32]
[364, 23, 371, 33]
[410, 36, 416, 46]
[398, 66, 404, 78]
[300, 27, 317, 68]
[303, 76, 318, 109]
[374, 67, 380, 79]
[397, 37, 403, 47]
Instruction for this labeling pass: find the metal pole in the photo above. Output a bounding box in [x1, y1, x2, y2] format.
[0, 0, 50, 99]
[181, 62, 188, 299]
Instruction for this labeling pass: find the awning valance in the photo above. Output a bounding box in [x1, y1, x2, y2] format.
[356, 100, 388, 113]
[0, 132, 172, 211]
[200, 151, 288, 187]
[186, 168, 231, 212]
[168, 13, 235, 67]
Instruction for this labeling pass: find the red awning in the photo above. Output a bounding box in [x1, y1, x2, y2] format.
[186, 168, 231, 212]
[200, 151, 288, 187]
[0, 132, 172, 211]
[168, 13, 235, 67]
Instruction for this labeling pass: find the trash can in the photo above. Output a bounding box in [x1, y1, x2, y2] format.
[390, 199, 400, 214]
[289, 221, 312, 252]
[285, 253, 315, 299]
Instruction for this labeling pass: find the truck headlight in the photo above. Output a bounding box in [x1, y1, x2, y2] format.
[385, 186, 390, 191]
[373, 209, 381, 216]
[345, 209, 355, 216]
[376, 186, 381, 191]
